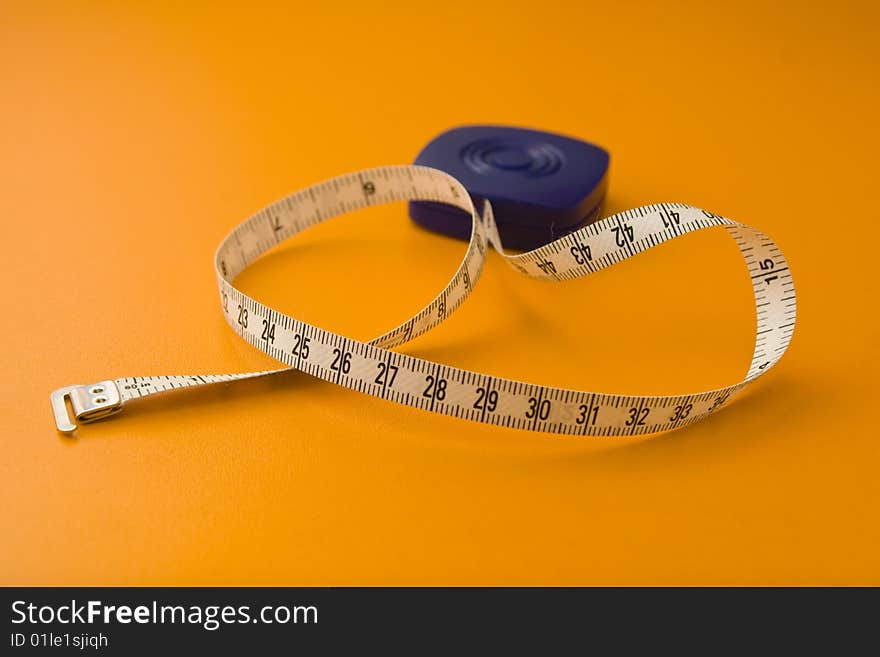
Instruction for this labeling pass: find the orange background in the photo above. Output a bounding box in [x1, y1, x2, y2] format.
[2, 0, 878, 585]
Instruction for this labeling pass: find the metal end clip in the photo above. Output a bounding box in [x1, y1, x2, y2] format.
[50, 380, 123, 434]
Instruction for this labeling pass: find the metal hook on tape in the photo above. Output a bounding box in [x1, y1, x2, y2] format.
[50, 381, 123, 433]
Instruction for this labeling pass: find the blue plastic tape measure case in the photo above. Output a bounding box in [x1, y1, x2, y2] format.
[408, 125, 609, 252]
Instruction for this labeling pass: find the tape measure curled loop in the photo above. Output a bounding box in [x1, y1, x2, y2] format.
[51, 165, 796, 436]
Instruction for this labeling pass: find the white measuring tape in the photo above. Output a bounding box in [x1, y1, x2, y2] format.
[50, 165, 796, 436]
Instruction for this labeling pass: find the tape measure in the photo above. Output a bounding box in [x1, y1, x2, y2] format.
[50, 164, 795, 436]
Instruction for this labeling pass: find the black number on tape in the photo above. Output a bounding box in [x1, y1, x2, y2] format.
[625, 406, 649, 427]
[331, 348, 352, 374]
[474, 387, 498, 412]
[260, 319, 275, 344]
[375, 362, 398, 387]
[526, 397, 551, 421]
[423, 375, 447, 401]
[292, 334, 310, 359]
